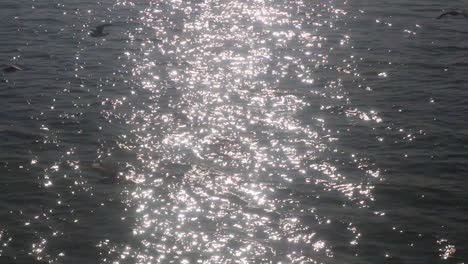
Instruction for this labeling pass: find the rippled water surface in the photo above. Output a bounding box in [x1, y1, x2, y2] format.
[0, 0, 467, 263]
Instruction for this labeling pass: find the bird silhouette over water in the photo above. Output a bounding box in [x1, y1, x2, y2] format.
[437, 10, 468, 19]
[90, 23, 112, 37]
[2, 64, 23, 73]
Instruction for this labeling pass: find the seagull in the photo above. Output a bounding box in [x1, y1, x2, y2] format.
[2, 64, 23, 73]
[90, 23, 112, 37]
[437, 10, 468, 19]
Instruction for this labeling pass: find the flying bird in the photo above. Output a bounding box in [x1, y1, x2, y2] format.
[90, 23, 113, 37]
[437, 10, 468, 19]
[2, 64, 23, 73]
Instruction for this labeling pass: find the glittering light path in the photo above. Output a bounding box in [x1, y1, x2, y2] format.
[2, 0, 465, 263]
[101, 0, 382, 263]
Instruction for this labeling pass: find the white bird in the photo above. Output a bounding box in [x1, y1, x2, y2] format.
[437, 10, 468, 19]
[2, 64, 23, 73]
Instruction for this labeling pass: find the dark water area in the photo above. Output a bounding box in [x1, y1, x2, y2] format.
[0, 0, 467, 263]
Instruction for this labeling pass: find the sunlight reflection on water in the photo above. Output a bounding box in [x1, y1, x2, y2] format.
[105, 0, 381, 262]
[1, 0, 464, 263]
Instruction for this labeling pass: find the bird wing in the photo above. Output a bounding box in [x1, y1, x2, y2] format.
[437, 11, 462, 19]
[95, 23, 113, 33]
[5, 64, 23, 70]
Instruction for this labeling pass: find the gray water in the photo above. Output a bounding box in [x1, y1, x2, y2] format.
[0, 0, 467, 263]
